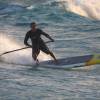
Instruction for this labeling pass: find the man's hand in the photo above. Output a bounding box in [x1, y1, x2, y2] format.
[25, 43, 32, 48]
[28, 44, 32, 48]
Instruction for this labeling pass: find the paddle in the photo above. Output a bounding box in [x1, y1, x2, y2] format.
[0, 46, 30, 56]
[0, 41, 53, 56]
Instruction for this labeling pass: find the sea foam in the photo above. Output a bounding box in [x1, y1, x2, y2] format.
[0, 33, 51, 65]
[60, 0, 100, 20]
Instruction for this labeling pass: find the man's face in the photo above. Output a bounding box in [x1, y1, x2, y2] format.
[31, 24, 36, 29]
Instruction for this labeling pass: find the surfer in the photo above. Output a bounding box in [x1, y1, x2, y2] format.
[24, 22, 57, 64]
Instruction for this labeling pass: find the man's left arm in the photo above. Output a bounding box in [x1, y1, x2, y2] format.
[41, 30, 54, 42]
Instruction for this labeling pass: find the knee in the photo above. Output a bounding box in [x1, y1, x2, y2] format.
[32, 53, 37, 60]
[48, 51, 53, 55]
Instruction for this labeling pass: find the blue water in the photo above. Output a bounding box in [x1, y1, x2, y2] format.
[0, 0, 100, 100]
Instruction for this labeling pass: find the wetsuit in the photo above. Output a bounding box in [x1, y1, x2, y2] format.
[24, 28, 53, 60]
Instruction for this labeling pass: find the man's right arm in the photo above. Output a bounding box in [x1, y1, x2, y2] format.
[24, 32, 31, 47]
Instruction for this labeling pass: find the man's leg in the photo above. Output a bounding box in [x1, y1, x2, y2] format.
[39, 42, 57, 63]
[32, 48, 40, 64]
[48, 51, 57, 62]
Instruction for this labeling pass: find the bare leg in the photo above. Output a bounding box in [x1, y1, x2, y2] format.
[32, 52, 40, 65]
[49, 51, 57, 63]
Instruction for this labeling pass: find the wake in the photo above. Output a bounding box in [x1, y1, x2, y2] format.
[0, 34, 51, 66]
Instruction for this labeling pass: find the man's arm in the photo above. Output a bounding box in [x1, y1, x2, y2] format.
[41, 30, 54, 42]
[24, 32, 32, 47]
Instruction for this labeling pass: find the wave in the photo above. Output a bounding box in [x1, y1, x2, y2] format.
[0, 0, 100, 20]
[0, 34, 51, 65]
[25, 0, 100, 20]
[60, 0, 100, 20]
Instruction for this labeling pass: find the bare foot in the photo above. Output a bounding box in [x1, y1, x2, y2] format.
[54, 60, 58, 65]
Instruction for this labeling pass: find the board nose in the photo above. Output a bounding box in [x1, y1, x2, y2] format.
[85, 54, 100, 66]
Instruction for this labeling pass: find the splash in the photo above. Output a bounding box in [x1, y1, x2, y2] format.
[60, 0, 100, 20]
[0, 33, 51, 65]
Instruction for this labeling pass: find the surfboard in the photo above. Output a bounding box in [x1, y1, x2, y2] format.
[39, 54, 100, 69]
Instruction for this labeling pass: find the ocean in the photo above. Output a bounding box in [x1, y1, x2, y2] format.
[0, 0, 100, 100]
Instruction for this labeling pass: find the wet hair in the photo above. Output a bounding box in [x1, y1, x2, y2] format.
[30, 22, 36, 27]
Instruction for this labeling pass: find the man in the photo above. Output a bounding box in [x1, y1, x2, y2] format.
[24, 22, 57, 64]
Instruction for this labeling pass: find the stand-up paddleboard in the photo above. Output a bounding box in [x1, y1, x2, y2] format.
[39, 54, 100, 69]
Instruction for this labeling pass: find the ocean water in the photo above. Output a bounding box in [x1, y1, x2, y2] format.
[0, 0, 100, 100]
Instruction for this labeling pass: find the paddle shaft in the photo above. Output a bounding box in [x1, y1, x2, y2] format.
[0, 41, 52, 56]
[0, 47, 30, 56]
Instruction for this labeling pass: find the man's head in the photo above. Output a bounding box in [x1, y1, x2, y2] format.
[30, 22, 36, 30]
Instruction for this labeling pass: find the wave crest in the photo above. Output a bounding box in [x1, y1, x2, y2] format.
[60, 0, 100, 20]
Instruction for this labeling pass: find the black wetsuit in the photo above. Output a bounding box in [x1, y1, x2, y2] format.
[24, 28, 53, 55]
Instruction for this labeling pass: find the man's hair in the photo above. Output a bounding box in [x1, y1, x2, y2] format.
[30, 22, 36, 27]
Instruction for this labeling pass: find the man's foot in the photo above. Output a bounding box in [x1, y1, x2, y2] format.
[36, 59, 39, 65]
[54, 59, 58, 65]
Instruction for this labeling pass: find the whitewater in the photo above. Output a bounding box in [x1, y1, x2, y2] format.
[0, 0, 100, 100]
[0, 34, 52, 65]
[60, 0, 100, 20]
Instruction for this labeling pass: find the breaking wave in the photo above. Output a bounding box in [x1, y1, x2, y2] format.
[60, 0, 100, 20]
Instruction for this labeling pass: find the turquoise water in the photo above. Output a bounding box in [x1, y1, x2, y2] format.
[0, 0, 100, 100]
